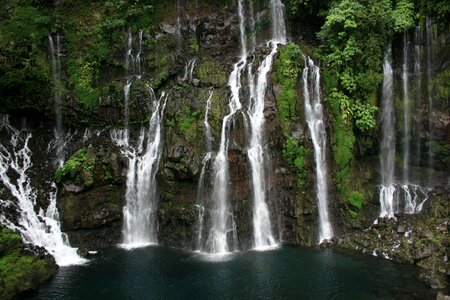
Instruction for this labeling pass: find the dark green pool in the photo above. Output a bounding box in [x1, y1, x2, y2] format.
[27, 245, 434, 300]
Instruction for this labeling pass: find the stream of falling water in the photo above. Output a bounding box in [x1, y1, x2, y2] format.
[379, 46, 396, 218]
[111, 88, 167, 249]
[302, 58, 333, 243]
[0, 116, 85, 266]
[48, 34, 66, 168]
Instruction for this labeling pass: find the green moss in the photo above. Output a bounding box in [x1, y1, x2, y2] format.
[195, 58, 228, 87]
[175, 104, 201, 141]
[324, 72, 356, 196]
[55, 147, 96, 188]
[274, 43, 303, 133]
[0, 227, 56, 299]
[189, 37, 199, 55]
[347, 191, 364, 209]
[433, 67, 450, 104]
[349, 209, 358, 219]
[282, 136, 308, 188]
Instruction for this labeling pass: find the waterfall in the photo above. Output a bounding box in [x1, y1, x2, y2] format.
[111, 88, 168, 249]
[249, 0, 287, 249]
[202, 0, 287, 253]
[379, 47, 396, 218]
[204, 0, 249, 254]
[126, 29, 144, 78]
[48, 34, 65, 167]
[302, 58, 333, 243]
[413, 25, 422, 167]
[181, 58, 197, 83]
[270, 0, 287, 44]
[204, 90, 214, 152]
[425, 18, 434, 184]
[402, 31, 411, 183]
[248, 42, 278, 249]
[0, 116, 86, 266]
[195, 91, 214, 250]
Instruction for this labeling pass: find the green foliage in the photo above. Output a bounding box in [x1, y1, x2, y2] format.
[416, 0, 450, 26]
[325, 83, 355, 195]
[347, 191, 364, 208]
[67, 58, 100, 110]
[392, 0, 415, 32]
[0, 0, 52, 112]
[274, 43, 303, 132]
[426, 141, 450, 163]
[175, 104, 201, 141]
[347, 191, 364, 219]
[352, 100, 378, 132]
[282, 136, 308, 187]
[433, 67, 450, 104]
[189, 37, 199, 55]
[55, 147, 95, 187]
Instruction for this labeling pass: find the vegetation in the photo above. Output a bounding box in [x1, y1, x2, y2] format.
[55, 147, 96, 187]
[347, 191, 364, 218]
[0, 227, 56, 299]
[274, 43, 303, 133]
[282, 136, 309, 187]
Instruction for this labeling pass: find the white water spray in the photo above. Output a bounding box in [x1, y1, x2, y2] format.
[0, 116, 85, 266]
[379, 47, 396, 218]
[112, 88, 167, 249]
[302, 58, 333, 243]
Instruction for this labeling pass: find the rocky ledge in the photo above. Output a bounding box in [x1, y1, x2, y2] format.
[337, 186, 449, 290]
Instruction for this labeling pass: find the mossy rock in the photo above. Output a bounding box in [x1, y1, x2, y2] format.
[195, 58, 228, 87]
[55, 147, 96, 189]
[0, 227, 57, 299]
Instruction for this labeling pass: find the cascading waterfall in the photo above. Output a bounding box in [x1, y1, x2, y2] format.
[248, 0, 287, 249]
[379, 47, 396, 218]
[0, 116, 85, 266]
[302, 58, 333, 243]
[204, 0, 287, 253]
[111, 88, 168, 249]
[204, 0, 248, 254]
[195, 90, 214, 250]
[181, 58, 197, 83]
[48, 34, 65, 167]
[248, 43, 278, 250]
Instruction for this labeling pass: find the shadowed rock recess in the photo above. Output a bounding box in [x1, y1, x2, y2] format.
[0, 0, 448, 298]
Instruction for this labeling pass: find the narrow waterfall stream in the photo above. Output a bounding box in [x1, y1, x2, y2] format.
[379, 47, 396, 218]
[196, 90, 214, 251]
[302, 58, 333, 243]
[48, 34, 65, 167]
[0, 116, 85, 266]
[402, 31, 411, 183]
[248, 0, 287, 250]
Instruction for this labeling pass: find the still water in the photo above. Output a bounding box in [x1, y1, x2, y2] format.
[28, 245, 434, 300]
